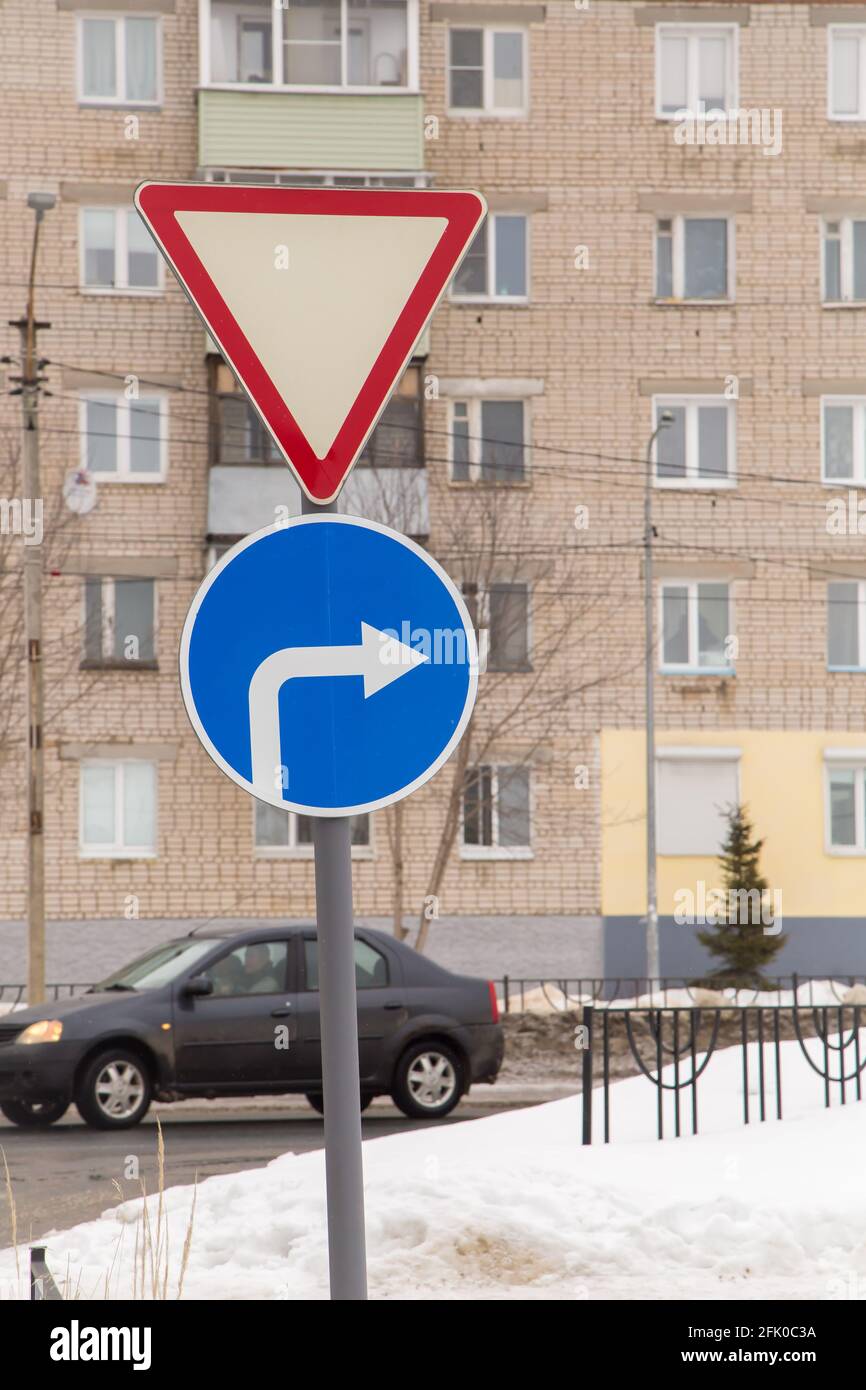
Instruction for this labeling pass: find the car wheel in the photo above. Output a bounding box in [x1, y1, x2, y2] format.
[75, 1049, 152, 1130]
[0, 1098, 69, 1128]
[391, 1041, 463, 1120]
[305, 1091, 374, 1115]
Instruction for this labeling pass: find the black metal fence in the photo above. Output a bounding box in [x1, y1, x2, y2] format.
[30, 1245, 62, 1300]
[498, 974, 866, 1013]
[581, 1002, 866, 1144]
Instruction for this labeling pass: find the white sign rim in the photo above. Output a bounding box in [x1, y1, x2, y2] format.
[179, 513, 479, 818]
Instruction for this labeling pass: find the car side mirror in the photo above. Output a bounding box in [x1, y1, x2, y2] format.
[183, 974, 213, 998]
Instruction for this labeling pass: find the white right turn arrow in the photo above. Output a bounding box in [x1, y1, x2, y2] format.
[248, 622, 428, 795]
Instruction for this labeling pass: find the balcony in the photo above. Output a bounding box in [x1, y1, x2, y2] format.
[197, 88, 425, 171]
[207, 465, 428, 540]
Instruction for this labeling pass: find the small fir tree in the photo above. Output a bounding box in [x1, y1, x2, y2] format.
[696, 805, 784, 988]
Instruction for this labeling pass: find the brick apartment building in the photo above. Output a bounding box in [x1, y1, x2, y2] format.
[1, 0, 866, 982]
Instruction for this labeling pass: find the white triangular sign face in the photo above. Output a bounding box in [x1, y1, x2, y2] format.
[135, 184, 487, 503]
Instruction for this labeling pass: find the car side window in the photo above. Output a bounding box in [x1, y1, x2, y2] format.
[201, 942, 288, 997]
[304, 938, 389, 991]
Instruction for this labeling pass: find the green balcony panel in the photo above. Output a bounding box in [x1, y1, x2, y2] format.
[198, 90, 424, 172]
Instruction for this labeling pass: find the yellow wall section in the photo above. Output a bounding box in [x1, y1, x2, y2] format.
[601, 731, 866, 918]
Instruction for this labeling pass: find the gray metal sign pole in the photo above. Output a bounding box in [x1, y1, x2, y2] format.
[301, 492, 368, 1301]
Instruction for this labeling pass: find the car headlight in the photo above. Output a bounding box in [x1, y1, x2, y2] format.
[17, 1020, 63, 1045]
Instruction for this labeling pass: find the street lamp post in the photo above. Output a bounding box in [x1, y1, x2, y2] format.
[644, 409, 674, 994]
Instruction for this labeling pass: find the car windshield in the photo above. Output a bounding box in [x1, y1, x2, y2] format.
[90, 940, 221, 992]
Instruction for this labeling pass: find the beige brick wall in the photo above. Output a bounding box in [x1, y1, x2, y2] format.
[0, 0, 860, 932]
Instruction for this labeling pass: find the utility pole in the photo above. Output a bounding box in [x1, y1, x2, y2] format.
[10, 192, 55, 1006]
[644, 410, 673, 995]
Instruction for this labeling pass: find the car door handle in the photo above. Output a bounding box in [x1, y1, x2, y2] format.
[271, 1007, 292, 1017]
[383, 1003, 405, 1011]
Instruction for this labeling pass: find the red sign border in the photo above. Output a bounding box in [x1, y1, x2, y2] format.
[134, 182, 486, 504]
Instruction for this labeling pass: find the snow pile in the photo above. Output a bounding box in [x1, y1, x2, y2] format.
[503, 978, 861, 1014]
[2, 1027, 866, 1300]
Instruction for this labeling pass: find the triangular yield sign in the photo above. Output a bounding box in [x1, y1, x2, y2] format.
[134, 182, 486, 504]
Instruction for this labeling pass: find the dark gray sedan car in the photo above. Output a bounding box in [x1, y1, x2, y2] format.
[0, 926, 503, 1130]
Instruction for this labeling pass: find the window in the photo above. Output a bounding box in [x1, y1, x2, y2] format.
[655, 217, 731, 300]
[654, 397, 734, 487]
[452, 214, 528, 300]
[80, 759, 157, 857]
[80, 393, 167, 481]
[304, 936, 389, 989]
[78, 15, 160, 104]
[828, 582, 866, 670]
[462, 765, 531, 856]
[822, 219, 866, 302]
[83, 577, 156, 667]
[218, 395, 282, 464]
[359, 366, 422, 467]
[829, 26, 866, 120]
[202, 941, 288, 995]
[656, 751, 739, 855]
[450, 399, 526, 482]
[655, 24, 736, 117]
[822, 398, 866, 482]
[463, 582, 530, 671]
[448, 26, 526, 114]
[660, 581, 733, 673]
[81, 208, 161, 292]
[207, 0, 414, 89]
[254, 801, 371, 855]
[824, 754, 866, 851]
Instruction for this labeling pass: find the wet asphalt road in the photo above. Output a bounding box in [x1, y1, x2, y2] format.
[0, 1097, 529, 1245]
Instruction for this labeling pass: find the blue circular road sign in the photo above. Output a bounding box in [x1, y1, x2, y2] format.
[180, 515, 478, 816]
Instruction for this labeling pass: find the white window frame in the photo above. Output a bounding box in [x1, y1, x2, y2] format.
[79, 758, 157, 859]
[827, 580, 866, 671]
[821, 217, 866, 304]
[199, 0, 420, 93]
[449, 211, 529, 304]
[828, 25, 866, 122]
[655, 746, 741, 857]
[81, 575, 158, 665]
[463, 580, 532, 671]
[824, 751, 866, 854]
[76, 13, 162, 106]
[446, 24, 528, 117]
[460, 763, 533, 860]
[79, 207, 165, 296]
[659, 580, 735, 674]
[654, 214, 734, 303]
[78, 391, 169, 483]
[652, 395, 736, 489]
[448, 396, 530, 483]
[654, 22, 738, 119]
[821, 395, 866, 484]
[253, 804, 373, 859]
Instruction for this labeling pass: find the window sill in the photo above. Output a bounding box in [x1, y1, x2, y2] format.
[450, 296, 530, 308]
[651, 297, 735, 308]
[826, 846, 866, 857]
[79, 850, 156, 861]
[828, 666, 866, 674]
[485, 664, 534, 675]
[460, 846, 534, 861]
[660, 666, 735, 678]
[85, 474, 166, 485]
[446, 108, 528, 120]
[822, 301, 866, 309]
[79, 287, 163, 299]
[80, 660, 159, 672]
[254, 847, 373, 861]
[448, 477, 530, 489]
[822, 478, 866, 488]
[78, 101, 162, 111]
[655, 479, 736, 491]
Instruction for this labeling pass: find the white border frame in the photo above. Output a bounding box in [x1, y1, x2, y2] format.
[78, 390, 169, 482]
[824, 758, 866, 854]
[652, 394, 736, 490]
[447, 395, 530, 483]
[827, 24, 866, 122]
[654, 22, 738, 120]
[79, 206, 165, 296]
[446, 24, 528, 118]
[460, 761, 533, 860]
[449, 211, 530, 304]
[199, 0, 420, 93]
[80, 573, 159, 663]
[79, 757, 158, 859]
[654, 213, 734, 304]
[826, 577, 866, 671]
[820, 395, 866, 484]
[179, 513, 479, 817]
[76, 12, 163, 107]
[658, 579, 736, 674]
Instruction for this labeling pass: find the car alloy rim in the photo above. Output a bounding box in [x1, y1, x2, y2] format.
[94, 1061, 145, 1120]
[407, 1051, 457, 1109]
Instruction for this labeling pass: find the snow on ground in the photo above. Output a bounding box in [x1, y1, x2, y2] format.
[2, 1026, 866, 1300]
[506, 978, 863, 1013]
